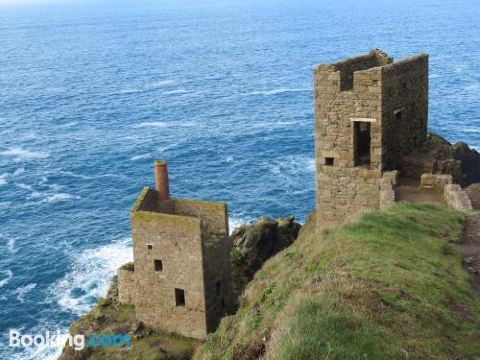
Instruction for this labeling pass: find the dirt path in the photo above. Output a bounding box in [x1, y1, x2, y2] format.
[461, 215, 480, 295]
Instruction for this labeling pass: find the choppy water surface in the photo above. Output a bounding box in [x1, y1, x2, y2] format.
[0, 0, 479, 358]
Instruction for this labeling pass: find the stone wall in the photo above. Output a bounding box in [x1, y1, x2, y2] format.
[420, 174, 453, 191]
[117, 265, 136, 305]
[380, 170, 398, 210]
[444, 184, 473, 211]
[381, 55, 429, 170]
[202, 235, 234, 332]
[131, 211, 208, 339]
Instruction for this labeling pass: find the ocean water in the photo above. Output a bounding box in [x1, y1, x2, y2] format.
[0, 0, 479, 358]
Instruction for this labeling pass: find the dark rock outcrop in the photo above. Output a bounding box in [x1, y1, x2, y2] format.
[399, 133, 480, 186]
[230, 216, 301, 299]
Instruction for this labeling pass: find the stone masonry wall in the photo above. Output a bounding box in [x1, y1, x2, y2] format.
[314, 50, 388, 227]
[118, 267, 137, 305]
[202, 235, 235, 332]
[381, 55, 429, 170]
[380, 170, 399, 210]
[444, 184, 473, 211]
[131, 211, 209, 339]
[420, 174, 453, 191]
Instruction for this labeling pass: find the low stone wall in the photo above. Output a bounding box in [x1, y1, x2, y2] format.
[443, 184, 473, 211]
[380, 170, 399, 210]
[420, 174, 453, 191]
[118, 265, 137, 305]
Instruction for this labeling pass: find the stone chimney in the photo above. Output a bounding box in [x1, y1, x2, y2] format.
[154, 160, 170, 201]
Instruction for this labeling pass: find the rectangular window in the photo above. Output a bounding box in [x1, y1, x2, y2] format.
[324, 157, 334, 166]
[154, 259, 163, 272]
[147, 244, 153, 250]
[354, 121, 371, 166]
[175, 288, 185, 306]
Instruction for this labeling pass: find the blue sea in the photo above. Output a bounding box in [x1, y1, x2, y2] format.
[0, 0, 479, 358]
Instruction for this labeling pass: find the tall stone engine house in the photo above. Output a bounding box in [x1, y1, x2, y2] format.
[118, 161, 234, 339]
[314, 49, 429, 226]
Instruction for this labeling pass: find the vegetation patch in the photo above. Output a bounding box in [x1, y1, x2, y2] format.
[195, 203, 480, 359]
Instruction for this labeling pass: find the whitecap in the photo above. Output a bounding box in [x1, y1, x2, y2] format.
[0, 269, 13, 288]
[40, 193, 80, 203]
[147, 79, 176, 87]
[0, 174, 7, 186]
[130, 153, 151, 161]
[226, 156, 234, 163]
[50, 238, 132, 316]
[13, 167, 26, 176]
[0, 147, 49, 161]
[229, 218, 250, 235]
[15, 283, 37, 303]
[134, 121, 168, 128]
[245, 88, 311, 96]
[163, 89, 189, 95]
[267, 155, 315, 181]
[7, 237, 16, 252]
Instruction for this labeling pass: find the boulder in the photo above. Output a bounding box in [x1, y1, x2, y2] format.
[230, 216, 301, 299]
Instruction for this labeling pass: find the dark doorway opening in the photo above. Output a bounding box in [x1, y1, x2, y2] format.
[175, 288, 185, 306]
[354, 122, 371, 166]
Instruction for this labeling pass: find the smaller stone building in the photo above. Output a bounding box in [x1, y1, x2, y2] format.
[118, 161, 234, 339]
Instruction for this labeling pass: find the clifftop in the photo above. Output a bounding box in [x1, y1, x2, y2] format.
[196, 204, 480, 359]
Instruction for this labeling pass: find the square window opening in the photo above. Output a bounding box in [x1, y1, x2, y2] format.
[154, 259, 163, 272]
[324, 157, 334, 166]
[354, 122, 371, 167]
[175, 288, 185, 306]
[147, 244, 153, 250]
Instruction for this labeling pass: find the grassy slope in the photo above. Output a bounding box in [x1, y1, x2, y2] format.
[195, 203, 480, 359]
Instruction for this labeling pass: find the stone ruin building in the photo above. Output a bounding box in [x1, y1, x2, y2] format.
[118, 160, 234, 339]
[314, 49, 472, 228]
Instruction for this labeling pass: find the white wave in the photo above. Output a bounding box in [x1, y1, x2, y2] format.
[15, 283, 37, 303]
[0, 269, 13, 288]
[163, 89, 189, 95]
[0, 147, 49, 161]
[454, 64, 467, 73]
[147, 79, 176, 87]
[267, 155, 315, 180]
[51, 237, 132, 316]
[134, 121, 168, 128]
[130, 153, 151, 161]
[117, 88, 142, 94]
[245, 87, 310, 96]
[40, 193, 80, 203]
[0, 295, 6, 301]
[229, 218, 249, 234]
[0, 174, 7, 186]
[252, 120, 298, 129]
[226, 156, 234, 163]
[58, 170, 117, 180]
[7, 322, 69, 360]
[7, 237, 16, 252]
[13, 167, 25, 176]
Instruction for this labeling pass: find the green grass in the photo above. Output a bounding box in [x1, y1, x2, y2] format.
[195, 203, 480, 360]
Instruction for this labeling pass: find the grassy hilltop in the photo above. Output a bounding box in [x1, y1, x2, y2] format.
[195, 203, 480, 359]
